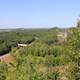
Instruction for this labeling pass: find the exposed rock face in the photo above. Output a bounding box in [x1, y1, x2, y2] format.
[57, 31, 68, 43]
[18, 44, 27, 47]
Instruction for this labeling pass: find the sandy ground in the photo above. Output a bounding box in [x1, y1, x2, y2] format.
[0, 54, 14, 64]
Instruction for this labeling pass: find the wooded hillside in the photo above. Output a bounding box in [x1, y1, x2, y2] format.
[0, 24, 79, 80]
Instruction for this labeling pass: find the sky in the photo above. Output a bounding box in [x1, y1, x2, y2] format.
[0, 0, 80, 29]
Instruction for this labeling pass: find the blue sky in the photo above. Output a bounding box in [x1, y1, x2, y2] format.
[0, 0, 80, 28]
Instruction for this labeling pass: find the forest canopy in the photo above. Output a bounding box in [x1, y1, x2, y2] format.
[0, 24, 80, 80]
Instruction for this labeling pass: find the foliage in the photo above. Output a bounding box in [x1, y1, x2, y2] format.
[0, 26, 79, 80]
